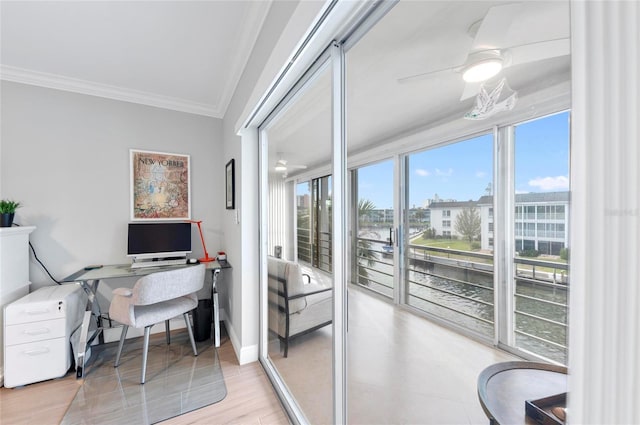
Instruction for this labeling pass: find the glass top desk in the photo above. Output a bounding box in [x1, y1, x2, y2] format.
[62, 260, 230, 378]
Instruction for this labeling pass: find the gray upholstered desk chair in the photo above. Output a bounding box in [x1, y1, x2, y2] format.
[109, 264, 205, 384]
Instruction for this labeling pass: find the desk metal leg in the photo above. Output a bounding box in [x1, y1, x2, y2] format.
[212, 269, 221, 348]
[76, 279, 102, 378]
[76, 311, 92, 378]
[213, 291, 220, 347]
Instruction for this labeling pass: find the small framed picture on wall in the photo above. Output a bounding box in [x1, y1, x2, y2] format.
[226, 159, 235, 210]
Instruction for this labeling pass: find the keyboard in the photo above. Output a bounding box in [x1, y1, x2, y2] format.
[131, 258, 187, 269]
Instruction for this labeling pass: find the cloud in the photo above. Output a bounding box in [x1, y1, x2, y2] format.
[435, 168, 453, 177]
[476, 171, 487, 178]
[415, 169, 430, 177]
[528, 176, 569, 191]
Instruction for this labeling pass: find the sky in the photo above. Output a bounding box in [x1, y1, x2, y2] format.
[357, 111, 570, 209]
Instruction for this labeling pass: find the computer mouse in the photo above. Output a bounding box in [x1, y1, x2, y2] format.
[188, 258, 199, 264]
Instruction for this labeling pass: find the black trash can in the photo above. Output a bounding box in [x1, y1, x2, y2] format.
[192, 299, 212, 342]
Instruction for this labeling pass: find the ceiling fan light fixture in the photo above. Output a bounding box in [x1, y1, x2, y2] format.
[462, 57, 503, 82]
[461, 50, 504, 83]
[274, 164, 287, 172]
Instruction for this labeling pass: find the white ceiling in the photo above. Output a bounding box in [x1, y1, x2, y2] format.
[0, 1, 272, 118]
[1, 0, 572, 174]
[265, 1, 571, 178]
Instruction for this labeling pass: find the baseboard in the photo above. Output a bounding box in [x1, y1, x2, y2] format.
[221, 310, 258, 365]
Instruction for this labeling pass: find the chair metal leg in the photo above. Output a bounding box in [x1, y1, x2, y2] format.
[183, 313, 198, 356]
[141, 326, 151, 384]
[114, 325, 128, 367]
[165, 319, 171, 345]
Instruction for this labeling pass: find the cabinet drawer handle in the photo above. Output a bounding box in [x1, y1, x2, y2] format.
[23, 328, 50, 336]
[23, 348, 50, 356]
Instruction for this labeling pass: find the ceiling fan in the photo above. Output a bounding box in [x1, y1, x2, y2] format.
[397, 2, 570, 101]
[274, 158, 307, 177]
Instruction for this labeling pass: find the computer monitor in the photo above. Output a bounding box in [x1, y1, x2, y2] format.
[127, 222, 192, 260]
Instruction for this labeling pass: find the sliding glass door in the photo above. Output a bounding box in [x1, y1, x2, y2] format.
[260, 58, 334, 424]
[257, 1, 570, 423]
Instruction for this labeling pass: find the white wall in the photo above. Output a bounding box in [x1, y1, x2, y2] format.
[219, 0, 374, 364]
[0, 0, 324, 365]
[0, 82, 223, 304]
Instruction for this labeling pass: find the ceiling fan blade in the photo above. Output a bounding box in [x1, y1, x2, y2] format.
[507, 38, 570, 67]
[460, 81, 483, 101]
[471, 2, 569, 53]
[470, 3, 524, 51]
[288, 165, 307, 170]
[397, 65, 461, 84]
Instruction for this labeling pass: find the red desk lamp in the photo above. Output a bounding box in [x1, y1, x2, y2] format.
[185, 220, 215, 262]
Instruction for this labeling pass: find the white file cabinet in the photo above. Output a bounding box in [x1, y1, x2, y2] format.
[3, 284, 86, 388]
[0, 226, 36, 386]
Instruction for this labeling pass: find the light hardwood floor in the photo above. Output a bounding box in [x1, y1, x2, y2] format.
[2, 289, 520, 425]
[0, 329, 289, 425]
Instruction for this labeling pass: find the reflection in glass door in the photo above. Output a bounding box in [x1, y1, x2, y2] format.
[296, 181, 312, 263]
[353, 160, 395, 298]
[261, 61, 334, 424]
[313, 175, 333, 273]
[256, 0, 571, 421]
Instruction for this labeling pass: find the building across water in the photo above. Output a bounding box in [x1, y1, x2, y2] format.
[359, 191, 570, 256]
[430, 191, 570, 255]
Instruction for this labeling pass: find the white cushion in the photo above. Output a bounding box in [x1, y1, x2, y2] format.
[267, 257, 307, 313]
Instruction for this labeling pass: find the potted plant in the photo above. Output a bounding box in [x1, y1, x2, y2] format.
[0, 200, 21, 227]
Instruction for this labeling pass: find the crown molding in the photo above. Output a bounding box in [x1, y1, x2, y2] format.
[0, 65, 221, 118]
[217, 0, 272, 119]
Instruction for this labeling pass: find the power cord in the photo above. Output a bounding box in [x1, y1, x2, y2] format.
[29, 241, 62, 285]
[13, 222, 62, 285]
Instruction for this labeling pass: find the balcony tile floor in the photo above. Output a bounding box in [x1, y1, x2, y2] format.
[269, 285, 519, 424]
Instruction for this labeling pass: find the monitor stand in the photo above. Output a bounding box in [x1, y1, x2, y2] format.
[130, 256, 187, 269]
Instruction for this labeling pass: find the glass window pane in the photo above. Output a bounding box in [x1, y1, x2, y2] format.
[513, 111, 570, 364]
[407, 134, 494, 339]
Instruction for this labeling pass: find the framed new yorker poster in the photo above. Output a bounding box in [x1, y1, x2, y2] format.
[130, 149, 191, 220]
[226, 159, 235, 209]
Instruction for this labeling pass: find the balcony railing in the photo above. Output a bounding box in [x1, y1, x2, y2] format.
[354, 237, 569, 364]
[405, 245, 495, 339]
[356, 237, 394, 297]
[513, 257, 568, 363]
[297, 228, 311, 263]
[316, 231, 332, 273]
[535, 230, 566, 239]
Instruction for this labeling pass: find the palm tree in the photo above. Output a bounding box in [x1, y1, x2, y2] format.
[356, 199, 377, 285]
